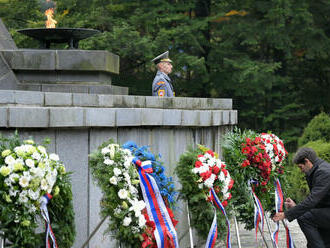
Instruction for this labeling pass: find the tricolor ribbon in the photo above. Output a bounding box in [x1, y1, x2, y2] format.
[248, 179, 264, 244]
[133, 158, 179, 248]
[273, 179, 295, 248]
[205, 188, 232, 248]
[40, 193, 58, 248]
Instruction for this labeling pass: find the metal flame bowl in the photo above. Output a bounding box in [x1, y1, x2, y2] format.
[17, 28, 100, 49]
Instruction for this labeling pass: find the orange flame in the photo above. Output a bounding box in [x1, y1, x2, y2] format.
[45, 8, 57, 28]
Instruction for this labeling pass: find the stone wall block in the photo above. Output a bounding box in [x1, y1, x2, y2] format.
[9, 107, 49, 127]
[230, 110, 238, 125]
[98, 94, 114, 107]
[181, 110, 199, 126]
[120, 95, 146, 108]
[172, 97, 189, 109]
[222, 110, 230, 125]
[162, 97, 174, 109]
[50, 107, 84, 127]
[0, 107, 7, 127]
[1, 50, 56, 70]
[0, 90, 14, 103]
[212, 110, 223, 125]
[163, 109, 182, 126]
[212, 98, 232, 110]
[73, 93, 98, 107]
[116, 108, 142, 126]
[111, 85, 129, 95]
[85, 108, 116, 127]
[145, 96, 164, 108]
[45, 92, 72, 106]
[198, 110, 212, 126]
[141, 108, 163, 125]
[189, 97, 202, 110]
[14, 90, 44, 105]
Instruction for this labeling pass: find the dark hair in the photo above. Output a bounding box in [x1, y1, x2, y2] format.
[292, 147, 317, 164]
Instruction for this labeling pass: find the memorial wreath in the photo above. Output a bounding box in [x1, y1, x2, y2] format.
[0, 132, 75, 248]
[89, 140, 179, 248]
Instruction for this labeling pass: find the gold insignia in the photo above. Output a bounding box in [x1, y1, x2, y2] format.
[158, 90, 165, 97]
[157, 81, 165, 86]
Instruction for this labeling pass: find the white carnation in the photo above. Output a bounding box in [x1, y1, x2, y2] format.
[123, 216, 132, 226]
[19, 175, 31, 188]
[18, 191, 28, 203]
[9, 173, 19, 183]
[5, 155, 15, 165]
[40, 179, 48, 191]
[25, 159, 35, 168]
[49, 153, 59, 161]
[101, 147, 111, 155]
[138, 214, 146, 228]
[118, 189, 128, 199]
[113, 168, 122, 177]
[32, 152, 41, 161]
[28, 189, 40, 200]
[104, 158, 114, 165]
[129, 198, 146, 217]
[109, 176, 118, 185]
[37, 146, 47, 154]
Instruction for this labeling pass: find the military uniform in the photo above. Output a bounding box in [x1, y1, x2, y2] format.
[152, 71, 174, 97]
[151, 51, 175, 97]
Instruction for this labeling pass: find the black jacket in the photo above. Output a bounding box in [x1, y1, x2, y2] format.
[285, 158, 330, 221]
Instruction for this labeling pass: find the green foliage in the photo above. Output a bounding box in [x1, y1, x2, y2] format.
[175, 146, 229, 239]
[303, 140, 330, 163]
[298, 112, 330, 146]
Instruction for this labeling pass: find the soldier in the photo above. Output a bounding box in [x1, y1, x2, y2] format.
[151, 51, 175, 97]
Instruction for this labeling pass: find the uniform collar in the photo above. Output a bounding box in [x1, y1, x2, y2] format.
[157, 70, 171, 82]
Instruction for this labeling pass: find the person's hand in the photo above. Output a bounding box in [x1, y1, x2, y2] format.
[272, 212, 285, 222]
[285, 198, 296, 209]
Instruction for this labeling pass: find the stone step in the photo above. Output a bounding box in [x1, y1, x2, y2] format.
[16, 83, 128, 95]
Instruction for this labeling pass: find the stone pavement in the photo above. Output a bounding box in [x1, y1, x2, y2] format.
[214, 218, 307, 248]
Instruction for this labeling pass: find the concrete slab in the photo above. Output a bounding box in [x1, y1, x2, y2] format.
[50, 107, 84, 127]
[8, 107, 49, 127]
[85, 108, 116, 127]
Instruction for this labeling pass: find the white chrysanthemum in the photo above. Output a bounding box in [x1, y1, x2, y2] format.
[9, 173, 19, 183]
[31, 167, 45, 178]
[129, 198, 146, 217]
[49, 153, 59, 161]
[18, 191, 28, 203]
[28, 189, 40, 200]
[123, 216, 132, 226]
[104, 158, 114, 165]
[113, 168, 122, 177]
[4, 178, 11, 186]
[37, 146, 47, 154]
[118, 189, 128, 199]
[101, 147, 111, 155]
[5, 155, 15, 165]
[204, 175, 216, 188]
[138, 214, 146, 228]
[32, 152, 41, 161]
[40, 179, 48, 191]
[25, 159, 35, 168]
[218, 171, 225, 182]
[199, 165, 209, 174]
[123, 172, 131, 183]
[19, 175, 31, 188]
[46, 173, 56, 188]
[129, 185, 138, 195]
[124, 159, 132, 169]
[9, 189, 18, 197]
[109, 176, 118, 185]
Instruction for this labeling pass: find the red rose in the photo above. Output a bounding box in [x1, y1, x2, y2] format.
[221, 169, 228, 177]
[254, 137, 261, 144]
[227, 193, 232, 200]
[241, 146, 250, 154]
[206, 150, 214, 157]
[246, 137, 251, 144]
[197, 154, 204, 158]
[200, 171, 212, 181]
[222, 200, 228, 207]
[195, 161, 203, 168]
[228, 179, 235, 189]
[212, 166, 220, 174]
[241, 159, 250, 168]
